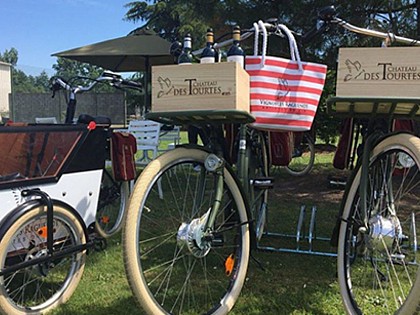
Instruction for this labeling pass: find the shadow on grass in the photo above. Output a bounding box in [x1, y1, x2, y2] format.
[52, 296, 141, 315]
[54, 249, 343, 315]
[52, 153, 347, 314]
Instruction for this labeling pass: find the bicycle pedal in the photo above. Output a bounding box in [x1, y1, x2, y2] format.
[252, 177, 274, 189]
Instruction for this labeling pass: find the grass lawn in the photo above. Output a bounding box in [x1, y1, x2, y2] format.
[52, 150, 349, 315]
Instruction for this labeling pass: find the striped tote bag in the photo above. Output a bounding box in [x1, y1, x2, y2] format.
[245, 21, 327, 131]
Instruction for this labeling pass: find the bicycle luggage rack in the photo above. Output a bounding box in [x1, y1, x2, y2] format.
[257, 204, 337, 257]
[327, 96, 420, 120]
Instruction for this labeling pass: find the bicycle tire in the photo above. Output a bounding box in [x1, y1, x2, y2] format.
[123, 147, 250, 315]
[337, 133, 420, 314]
[285, 133, 315, 177]
[0, 203, 86, 314]
[95, 170, 130, 238]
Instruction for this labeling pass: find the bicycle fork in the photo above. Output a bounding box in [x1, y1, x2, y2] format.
[357, 133, 405, 257]
[176, 153, 226, 257]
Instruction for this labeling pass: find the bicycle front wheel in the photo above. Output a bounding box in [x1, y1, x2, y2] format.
[95, 170, 130, 238]
[285, 133, 315, 176]
[123, 147, 250, 315]
[337, 133, 420, 314]
[0, 203, 86, 314]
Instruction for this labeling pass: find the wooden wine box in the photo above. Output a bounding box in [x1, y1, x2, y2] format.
[336, 47, 420, 97]
[151, 62, 250, 112]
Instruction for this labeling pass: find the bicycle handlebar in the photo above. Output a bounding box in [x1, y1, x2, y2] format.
[189, 5, 420, 56]
[330, 17, 420, 46]
[51, 71, 143, 97]
[51, 71, 143, 123]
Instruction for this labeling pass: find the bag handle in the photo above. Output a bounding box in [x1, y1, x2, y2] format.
[277, 23, 302, 70]
[254, 20, 303, 71]
[253, 22, 259, 56]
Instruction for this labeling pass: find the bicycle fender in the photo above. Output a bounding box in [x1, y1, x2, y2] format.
[0, 199, 89, 243]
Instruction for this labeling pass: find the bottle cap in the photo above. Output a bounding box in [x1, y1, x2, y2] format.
[232, 25, 241, 41]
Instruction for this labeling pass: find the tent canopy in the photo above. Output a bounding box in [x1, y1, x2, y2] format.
[52, 32, 175, 72]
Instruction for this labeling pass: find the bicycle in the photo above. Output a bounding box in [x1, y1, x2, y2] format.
[269, 130, 316, 176]
[285, 132, 315, 176]
[122, 6, 420, 315]
[51, 72, 141, 238]
[0, 72, 141, 314]
[322, 9, 420, 315]
[121, 15, 321, 315]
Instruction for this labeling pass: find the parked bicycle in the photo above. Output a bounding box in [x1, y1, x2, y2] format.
[0, 71, 141, 314]
[51, 72, 141, 238]
[269, 131, 316, 176]
[285, 132, 315, 176]
[122, 6, 420, 315]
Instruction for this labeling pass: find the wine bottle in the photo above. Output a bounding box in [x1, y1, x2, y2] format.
[178, 33, 193, 65]
[200, 28, 216, 63]
[227, 25, 245, 67]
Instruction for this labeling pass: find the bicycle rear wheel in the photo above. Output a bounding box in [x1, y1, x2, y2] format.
[95, 169, 130, 238]
[337, 133, 420, 314]
[123, 147, 250, 315]
[285, 133, 315, 176]
[0, 203, 86, 314]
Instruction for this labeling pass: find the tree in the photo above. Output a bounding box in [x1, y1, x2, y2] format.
[52, 57, 124, 94]
[0, 48, 51, 93]
[0, 48, 18, 66]
[53, 57, 103, 84]
[124, 1, 419, 143]
[52, 57, 146, 115]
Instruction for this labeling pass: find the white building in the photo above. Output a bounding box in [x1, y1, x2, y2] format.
[0, 61, 11, 118]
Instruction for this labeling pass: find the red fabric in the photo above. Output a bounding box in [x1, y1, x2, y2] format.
[111, 132, 137, 181]
[393, 119, 414, 132]
[333, 118, 354, 170]
[269, 131, 293, 166]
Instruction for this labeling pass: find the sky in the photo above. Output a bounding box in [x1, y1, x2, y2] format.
[0, 0, 143, 76]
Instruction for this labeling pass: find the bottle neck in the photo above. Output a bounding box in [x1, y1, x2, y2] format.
[179, 36, 193, 64]
[227, 29, 244, 67]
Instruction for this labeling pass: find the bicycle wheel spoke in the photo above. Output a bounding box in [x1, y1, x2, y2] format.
[0, 206, 85, 314]
[124, 148, 250, 315]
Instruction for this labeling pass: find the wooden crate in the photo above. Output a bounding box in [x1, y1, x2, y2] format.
[336, 47, 420, 97]
[151, 62, 249, 112]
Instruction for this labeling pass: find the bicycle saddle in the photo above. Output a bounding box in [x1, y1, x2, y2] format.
[77, 114, 112, 127]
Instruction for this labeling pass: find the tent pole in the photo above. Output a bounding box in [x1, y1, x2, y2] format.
[145, 56, 151, 114]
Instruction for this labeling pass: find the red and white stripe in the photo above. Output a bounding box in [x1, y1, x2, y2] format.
[245, 55, 327, 131]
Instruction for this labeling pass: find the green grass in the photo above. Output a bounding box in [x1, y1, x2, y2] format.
[51, 151, 347, 315]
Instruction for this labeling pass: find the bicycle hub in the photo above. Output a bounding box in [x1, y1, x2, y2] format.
[368, 214, 403, 253]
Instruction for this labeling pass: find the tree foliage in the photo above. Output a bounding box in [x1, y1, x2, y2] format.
[124, 0, 419, 143]
[52, 58, 103, 82]
[0, 48, 18, 66]
[0, 48, 51, 93]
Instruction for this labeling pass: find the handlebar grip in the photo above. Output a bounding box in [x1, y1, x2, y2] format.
[51, 78, 66, 98]
[121, 80, 143, 89]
